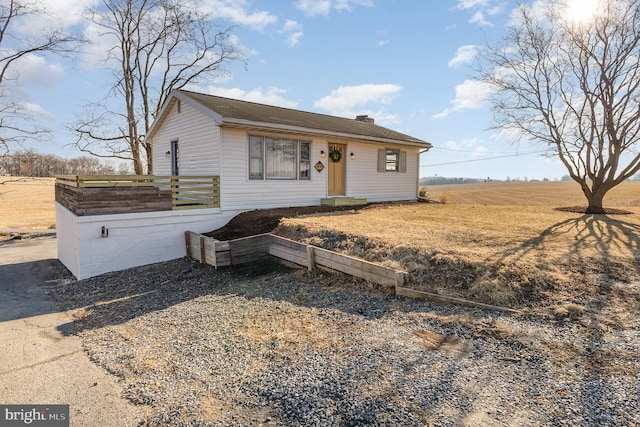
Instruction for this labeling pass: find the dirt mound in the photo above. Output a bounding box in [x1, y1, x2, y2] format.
[205, 205, 369, 241]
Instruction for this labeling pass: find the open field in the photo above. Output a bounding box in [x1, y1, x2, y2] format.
[422, 180, 640, 207]
[0, 177, 56, 229]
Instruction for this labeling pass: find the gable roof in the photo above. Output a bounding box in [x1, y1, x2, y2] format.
[150, 89, 431, 148]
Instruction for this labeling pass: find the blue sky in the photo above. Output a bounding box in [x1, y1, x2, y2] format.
[16, 0, 583, 180]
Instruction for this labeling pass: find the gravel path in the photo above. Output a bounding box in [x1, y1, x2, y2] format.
[50, 258, 640, 426]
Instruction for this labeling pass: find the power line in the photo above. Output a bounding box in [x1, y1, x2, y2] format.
[421, 150, 547, 168]
[430, 146, 526, 154]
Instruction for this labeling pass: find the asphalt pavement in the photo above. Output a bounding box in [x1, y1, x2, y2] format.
[0, 235, 145, 426]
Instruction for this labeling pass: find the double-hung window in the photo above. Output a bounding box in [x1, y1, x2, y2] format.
[249, 136, 311, 180]
[377, 148, 407, 173]
[385, 149, 400, 172]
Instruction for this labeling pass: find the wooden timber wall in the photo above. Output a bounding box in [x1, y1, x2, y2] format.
[185, 231, 520, 313]
[56, 183, 172, 216]
[185, 232, 405, 287]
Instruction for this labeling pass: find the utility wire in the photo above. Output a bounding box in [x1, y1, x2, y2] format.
[421, 150, 547, 168]
[430, 146, 527, 154]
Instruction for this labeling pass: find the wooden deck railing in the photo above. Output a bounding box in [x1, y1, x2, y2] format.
[56, 175, 220, 211]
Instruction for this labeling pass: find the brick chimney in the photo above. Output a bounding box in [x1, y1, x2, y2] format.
[355, 114, 374, 124]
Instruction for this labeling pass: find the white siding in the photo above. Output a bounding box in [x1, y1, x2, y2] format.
[221, 128, 328, 210]
[151, 100, 221, 176]
[345, 141, 420, 202]
[150, 102, 420, 208]
[56, 202, 242, 279]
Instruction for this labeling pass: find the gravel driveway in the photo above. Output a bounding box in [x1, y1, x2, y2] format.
[50, 257, 640, 426]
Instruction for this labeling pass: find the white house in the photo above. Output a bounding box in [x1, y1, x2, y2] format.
[148, 90, 432, 209]
[55, 90, 431, 279]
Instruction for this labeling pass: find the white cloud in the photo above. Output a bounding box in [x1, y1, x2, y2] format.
[314, 84, 402, 125]
[469, 10, 493, 26]
[11, 0, 98, 37]
[296, 0, 332, 16]
[315, 84, 402, 112]
[335, 0, 375, 11]
[433, 79, 494, 119]
[199, 0, 277, 30]
[448, 45, 479, 68]
[296, 0, 373, 16]
[508, 1, 548, 27]
[205, 86, 298, 108]
[462, 137, 481, 147]
[445, 140, 460, 150]
[445, 137, 481, 150]
[1, 51, 65, 88]
[487, 5, 505, 15]
[280, 20, 304, 46]
[455, 0, 504, 27]
[472, 146, 489, 156]
[20, 102, 52, 119]
[490, 123, 524, 142]
[286, 31, 304, 46]
[456, 0, 489, 10]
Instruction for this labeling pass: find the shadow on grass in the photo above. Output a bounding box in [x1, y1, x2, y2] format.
[506, 214, 640, 276]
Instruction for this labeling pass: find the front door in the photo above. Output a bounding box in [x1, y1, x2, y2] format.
[327, 143, 345, 196]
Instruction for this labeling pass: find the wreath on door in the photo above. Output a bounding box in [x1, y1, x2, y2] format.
[329, 149, 342, 162]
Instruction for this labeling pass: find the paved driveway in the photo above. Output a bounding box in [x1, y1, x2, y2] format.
[0, 235, 145, 426]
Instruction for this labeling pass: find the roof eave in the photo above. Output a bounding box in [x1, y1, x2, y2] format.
[220, 118, 432, 148]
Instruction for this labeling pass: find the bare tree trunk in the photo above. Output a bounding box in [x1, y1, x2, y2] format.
[584, 192, 605, 214]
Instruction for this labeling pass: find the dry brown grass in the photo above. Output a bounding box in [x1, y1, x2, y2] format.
[0, 177, 56, 229]
[276, 181, 640, 315]
[422, 180, 640, 207]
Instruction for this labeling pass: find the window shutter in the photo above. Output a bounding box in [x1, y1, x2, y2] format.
[399, 151, 407, 173]
[377, 149, 386, 173]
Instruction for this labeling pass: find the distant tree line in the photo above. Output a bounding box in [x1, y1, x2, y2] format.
[422, 175, 640, 185]
[420, 177, 484, 186]
[0, 150, 131, 177]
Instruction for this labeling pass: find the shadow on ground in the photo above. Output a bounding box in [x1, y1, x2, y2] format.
[51, 257, 415, 337]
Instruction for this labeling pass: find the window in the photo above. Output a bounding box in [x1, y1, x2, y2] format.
[385, 149, 400, 172]
[249, 136, 311, 180]
[171, 140, 179, 175]
[378, 148, 407, 173]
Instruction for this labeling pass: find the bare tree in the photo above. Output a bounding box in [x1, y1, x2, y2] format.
[0, 0, 82, 157]
[72, 0, 242, 175]
[479, 0, 640, 213]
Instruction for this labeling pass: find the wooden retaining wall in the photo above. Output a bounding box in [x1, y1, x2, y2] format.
[184, 231, 519, 313]
[185, 232, 405, 287]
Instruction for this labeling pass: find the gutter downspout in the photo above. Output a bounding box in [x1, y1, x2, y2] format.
[417, 147, 432, 199]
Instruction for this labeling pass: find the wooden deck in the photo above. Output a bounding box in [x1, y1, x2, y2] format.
[55, 175, 220, 216]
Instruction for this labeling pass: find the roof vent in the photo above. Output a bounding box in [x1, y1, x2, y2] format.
[355, 114, 374, 124]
